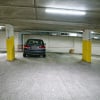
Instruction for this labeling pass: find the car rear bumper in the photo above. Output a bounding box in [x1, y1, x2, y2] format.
[24, 49, 46, 55]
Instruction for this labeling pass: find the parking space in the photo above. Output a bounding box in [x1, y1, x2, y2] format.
[0, 52, 100, 100]
[0, 0, 100, 100]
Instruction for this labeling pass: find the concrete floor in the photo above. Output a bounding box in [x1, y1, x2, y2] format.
[0, 52, 100, 100]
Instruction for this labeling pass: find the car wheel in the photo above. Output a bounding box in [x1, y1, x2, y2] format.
[23, 53, 26, 57]
[43, 54, 46, 58]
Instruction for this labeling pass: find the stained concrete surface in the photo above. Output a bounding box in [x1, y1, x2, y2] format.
[0, 52, 100, 100]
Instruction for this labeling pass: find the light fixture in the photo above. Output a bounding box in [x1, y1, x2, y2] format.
[91, 31, 95, 34]
[79, 30, 84, 32]
[0, 26, 5, 30]
[45, 9, 86, 15]
[69, 33, 77, 37]
[94, 37, 99, 39]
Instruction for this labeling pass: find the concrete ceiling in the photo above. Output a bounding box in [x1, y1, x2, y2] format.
[0, 0, 100, 32]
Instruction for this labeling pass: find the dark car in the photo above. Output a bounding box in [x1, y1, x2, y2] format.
[23, 39, 46, 57]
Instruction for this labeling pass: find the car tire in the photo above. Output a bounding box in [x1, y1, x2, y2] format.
[23, 53, 26, 57]
[43, 54, 46, 58]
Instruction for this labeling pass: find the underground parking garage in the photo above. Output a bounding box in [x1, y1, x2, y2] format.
[0, 0, 100, 100]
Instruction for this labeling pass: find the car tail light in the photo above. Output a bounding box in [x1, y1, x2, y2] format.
[39, 45, 45, 48]
[24, 45, 30, 49]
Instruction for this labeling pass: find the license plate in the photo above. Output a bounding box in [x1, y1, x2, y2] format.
[32, 46, 37, 49]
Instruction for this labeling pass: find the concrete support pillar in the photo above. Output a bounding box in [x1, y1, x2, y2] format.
[82, 30, 92, 63]
[6, 24, 15, 61]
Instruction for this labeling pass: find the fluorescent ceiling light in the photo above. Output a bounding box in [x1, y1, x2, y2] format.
[79, 31, 83, 32]
[0, 26, 5, 29]
[91, 31, 95, 34]
[45, 9, 86, 15]
[94, 37, 99, 39]
[51, 33, 57, 36]
[69, 33, 77, 36]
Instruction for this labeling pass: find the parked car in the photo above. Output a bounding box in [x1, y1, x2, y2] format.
[23, 39, 46, 57]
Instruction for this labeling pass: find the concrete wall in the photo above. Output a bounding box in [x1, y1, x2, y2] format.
[23, 34, 100, 55]
[14, 32, 19, 50]
[92, 40, 100, 55]
[0, 32, 100, 55]
[0, 31, 6, 51]
[74, 37, 82, 54]
[23, 34, 74, 53]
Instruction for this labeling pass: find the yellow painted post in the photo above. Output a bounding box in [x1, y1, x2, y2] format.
[82, 30, 92, 63]
[6, 25, 15, 61]
[82, 40, 91, 63]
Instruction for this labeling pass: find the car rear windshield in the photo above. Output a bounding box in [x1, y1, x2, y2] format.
[26, 39, 44, 45]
